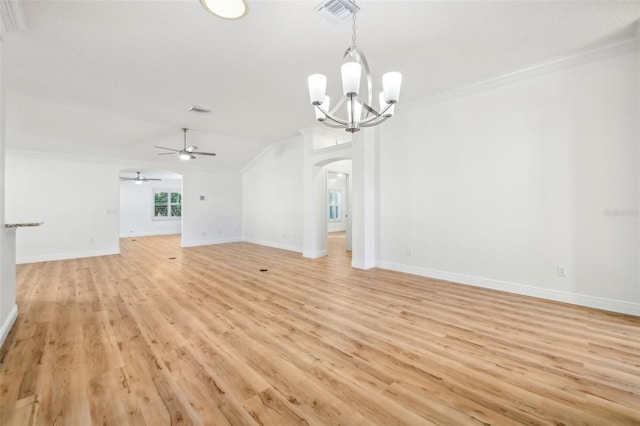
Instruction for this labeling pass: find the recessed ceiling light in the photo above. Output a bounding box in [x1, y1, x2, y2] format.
[200, 0, 248, 20]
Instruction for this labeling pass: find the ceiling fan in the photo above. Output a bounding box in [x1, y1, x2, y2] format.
[119, 171, 161, 185]
[155, 128, 217, 160]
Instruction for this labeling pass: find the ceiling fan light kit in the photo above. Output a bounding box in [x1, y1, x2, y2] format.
[200, 0, 248, 20]
[155, 128, 217, 161]
[308, 0, 402, 133]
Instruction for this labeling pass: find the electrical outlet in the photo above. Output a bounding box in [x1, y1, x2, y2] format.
[557, 265, 567, 277]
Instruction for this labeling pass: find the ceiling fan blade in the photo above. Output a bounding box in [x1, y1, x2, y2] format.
[119, 177, 137, 181]
[142, 178, 162, 181]
[192, 151, 217, 156]
[186, 146, 197, 152]
[157, 152, 175, 155]
[155, 146, 179, 152]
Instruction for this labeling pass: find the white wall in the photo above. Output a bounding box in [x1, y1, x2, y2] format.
[120, 178, 182, 237]
[242, 136, 304, 252]
[0, 32, 18, 348]
[6, 154, 121, 263]
[376, 49, 640, 315]
[180, 168, 243, 247]
[5, 152, 244, 261]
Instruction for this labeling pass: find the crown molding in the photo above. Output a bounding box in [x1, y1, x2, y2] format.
[402, 35, 640, 112]
[0, 0, 26, 34]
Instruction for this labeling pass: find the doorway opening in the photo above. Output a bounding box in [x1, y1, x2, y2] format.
[326, 160, 352, 258]
[118, 168, 183, 243]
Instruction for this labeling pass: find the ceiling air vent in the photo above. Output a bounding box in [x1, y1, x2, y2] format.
[188, 105, 211, 113]
[313, 0, 359, 25]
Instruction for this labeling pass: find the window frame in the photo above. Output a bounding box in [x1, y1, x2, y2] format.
[328, 189, 342, 222]
[153, 189, 182, 221]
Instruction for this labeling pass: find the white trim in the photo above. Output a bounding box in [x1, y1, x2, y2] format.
[402, 36, 640, 112]
[352, 259, 376, 270]
[243, 237, 302, 254]
[181, 237, 242, 248]
[0, 305, 18, 349]
[303, 249, 327, 259]
[377, 260, 640, 317]
[310, 142, 353, 157]
[16, 248, 120, 264]
[120, 231, 180, 238]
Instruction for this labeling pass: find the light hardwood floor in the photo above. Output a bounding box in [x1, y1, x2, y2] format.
[0, 235, 638, 425]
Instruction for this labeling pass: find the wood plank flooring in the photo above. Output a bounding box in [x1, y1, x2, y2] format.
[0, 234, 638, 425]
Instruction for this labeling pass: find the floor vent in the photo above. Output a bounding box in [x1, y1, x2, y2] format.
[313, 0, 359, 25]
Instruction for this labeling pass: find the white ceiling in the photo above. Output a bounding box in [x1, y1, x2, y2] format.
[4, 1, 639, 170]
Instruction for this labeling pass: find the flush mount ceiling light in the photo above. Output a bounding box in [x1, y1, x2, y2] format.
[308, 0, 402, 133]
[200, 0, 248, 20]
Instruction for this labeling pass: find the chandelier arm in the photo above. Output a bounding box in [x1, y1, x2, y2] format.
[329, 96, 346, 116]
[359, 102, 394, 125]
[358, 48, 374, 117]
[359, 114, 383, 126]
[315, 105, 350, 126]
[360, 116, 390, 128]
[361, 102, 379, 117]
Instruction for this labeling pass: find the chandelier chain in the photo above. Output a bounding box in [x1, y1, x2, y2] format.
[351, 1, 357, 50]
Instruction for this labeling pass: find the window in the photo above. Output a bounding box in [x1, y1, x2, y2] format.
[154, 190, 182, 220]
[328, 190, 341, 222]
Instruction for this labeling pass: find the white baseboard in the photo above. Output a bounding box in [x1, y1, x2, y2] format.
[303, 249, 328, 259]
[377, 260, 640, 316]
[0, 305, 18, 349]
[352, 259, 376, 270]
[120, 231, 180, 238]
[243, 237, 302, 254]
[17, 248, 120, 264]
[181, 237, 242, 248]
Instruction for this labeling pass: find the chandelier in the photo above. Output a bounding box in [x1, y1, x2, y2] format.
[307, 1, 402, 133]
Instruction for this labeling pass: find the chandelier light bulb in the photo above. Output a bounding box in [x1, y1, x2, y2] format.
[379, 91, 394, 117]
[315, 96, 331, 121]
[179, 152, 191, 161]
[341, 62, 362, 96]
[308, 74, 327, 105]
[382, 72, 402, 103]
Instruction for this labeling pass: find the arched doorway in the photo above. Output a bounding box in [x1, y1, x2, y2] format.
[118, 168, 183, 240]
[301, 127, 377, 269]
